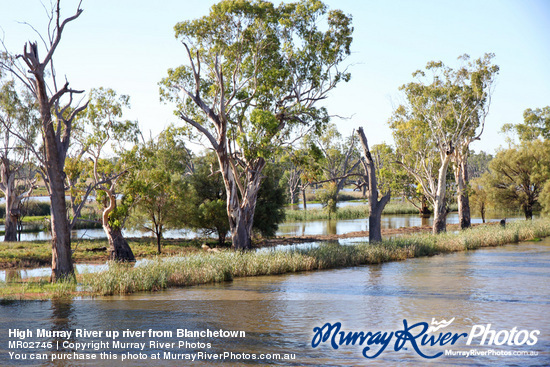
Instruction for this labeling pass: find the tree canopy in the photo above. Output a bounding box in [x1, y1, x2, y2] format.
[160, 0, 353, 249]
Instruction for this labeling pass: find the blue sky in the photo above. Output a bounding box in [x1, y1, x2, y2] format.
[1, 0, 549, 153]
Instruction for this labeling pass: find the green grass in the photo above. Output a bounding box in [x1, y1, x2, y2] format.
[0, 238, 205, 268]
[2, 218, 550, 298]
[284, 201, 423, 221]
[82, 217, 550, 296]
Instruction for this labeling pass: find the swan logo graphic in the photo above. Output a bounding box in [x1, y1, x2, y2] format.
[427, 318, 455, 333]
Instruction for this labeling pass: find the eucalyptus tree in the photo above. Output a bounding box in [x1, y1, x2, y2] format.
[390, 54, 498, 234]
[0, 78, 39, 241]
[502, 106, 550, 142]
[448, 54, 498, 229]
[124, 128, 193, 254]
[0, 1, 86, 280]
[485, 140, 550, 219]
[160, 0, 352, 249]
[280, 142, 324, 209]
[68, 87, 140, 261]
[390, 105, 443, 232]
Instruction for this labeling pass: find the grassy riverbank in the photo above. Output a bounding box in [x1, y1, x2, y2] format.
[2, 218, 549, 299]
[0, 238, 204, 269]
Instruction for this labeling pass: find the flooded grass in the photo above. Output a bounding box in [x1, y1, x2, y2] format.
[0, 238, 205, 269]
[284, 202, 423, 222]
[2, 218, 549, 298]
[83, 218, 550, 296]
[283, 201, 465, 221]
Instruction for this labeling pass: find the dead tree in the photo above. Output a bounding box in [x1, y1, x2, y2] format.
[357, 127, 391, 242]
[0, 1, 87, 280]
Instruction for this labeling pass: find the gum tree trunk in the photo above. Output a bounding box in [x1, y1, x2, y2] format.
[102, 189, 134, 261]
[3, 183, 18, 242]
[217, 142, 265, 250]
[455, 155, 471, 229]
[357, 127, 391, 243]
[432, 154, 453, 234]
[105, 226, 135, 262]
[3, 3, 85, 281]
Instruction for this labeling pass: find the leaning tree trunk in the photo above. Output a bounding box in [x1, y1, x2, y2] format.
[104, 225, 135, 262]
[432, 154, 453, 234]
[101, 189, 134, 261]
[455, 157, 471, 229]
[357, 127, 391, 243]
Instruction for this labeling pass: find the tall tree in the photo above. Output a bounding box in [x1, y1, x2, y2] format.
[390, 54, 498, 234]
[357, 127, 390, 242]
[0, 1, 86, 280]
[0, 78, 38, 241]
[449, 54, 498, 229]
[160, 0, 352, 249]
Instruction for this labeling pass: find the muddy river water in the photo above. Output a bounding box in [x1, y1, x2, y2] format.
[1, 238, 549, 365]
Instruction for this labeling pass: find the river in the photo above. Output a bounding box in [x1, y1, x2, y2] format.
[8, 211, 516, 241]
[1, 238, 548, 366]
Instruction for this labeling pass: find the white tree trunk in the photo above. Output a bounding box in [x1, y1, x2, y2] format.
[433, 154, 453, 234]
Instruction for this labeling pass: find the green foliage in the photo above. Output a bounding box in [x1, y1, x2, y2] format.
[485, 140, 550, 218]
[187, 153, 229, 245]
[161, 0, 353, 161]
[469, 176, 490, 221]
[0, 201, 50, 218]
[188, 152, 286, 240]
[389, 54, 499, 226]
[77, 87, 140, 151]
[253, 164, 287, 237]
[502, 106, 550, 142]
[316, 182, 338, 219]
[122, 127, 194, 250]
[467, 150, 493, 179]
[540, 181, 550, 216]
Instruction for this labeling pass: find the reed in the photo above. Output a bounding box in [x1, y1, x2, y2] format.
[284, 202, 421, 221]
[81, 218, 550, 296]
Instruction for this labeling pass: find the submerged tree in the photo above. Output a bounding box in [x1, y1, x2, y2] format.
[0, 1, 87, 280]
[307, 123, 360, 199]
[357, 127, 391, 242]
[161, 0, 352, 249]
